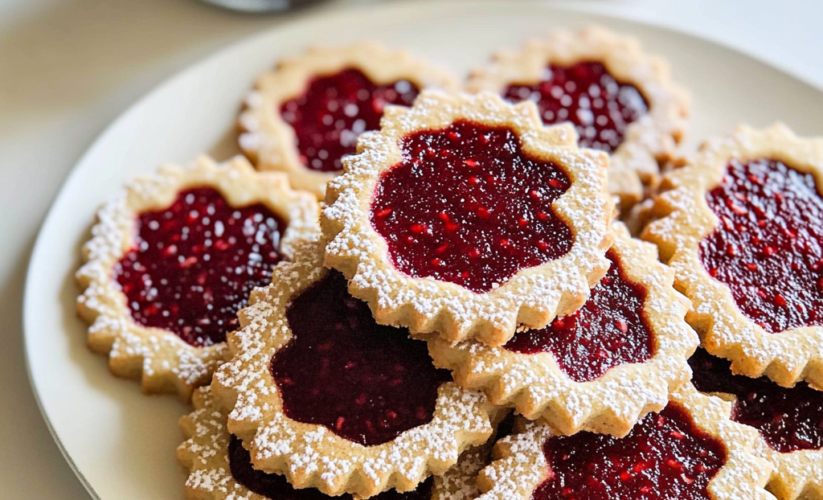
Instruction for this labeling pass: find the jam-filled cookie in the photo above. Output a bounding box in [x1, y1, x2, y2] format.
[211, 239, 498, 498]
[467, 26, 689, 210]
[643, 124, 823, 389]
[76, 156, 319, 401]
[178, 386, 494, 500]
[239, 42, 458, 199]
[691, 348, 823, 500]
[429, 223, 697, 437]
[476, 384, 774, 500]
[321, 90, 614, 346]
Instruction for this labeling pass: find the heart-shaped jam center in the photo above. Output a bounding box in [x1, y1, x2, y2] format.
[281, 68, 420, 172]
[504, 249, 653, 382]
[690, 348, 823, 453]
[229, 435, 434, 499]
[271, 271, 451, 446]
[700, 158, 823, 333]
[370, 120, 572, 293]
[534, 403, 727, 500]
[502, 61, 649, 153]
[114, 187, 284, 347]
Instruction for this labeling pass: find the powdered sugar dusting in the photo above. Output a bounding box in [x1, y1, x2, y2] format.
[476, 385, 775, 500]
[321, 90, 613, 347]
[212, 239, 496, 498]
[430, 223, 697, 437]
[75, 155, 319, 401]
[466, 26, 690, 209]
[178, 386, 493, 500]
[642, 124, 823, 389]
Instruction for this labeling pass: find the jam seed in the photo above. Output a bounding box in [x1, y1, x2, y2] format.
[468, 176, 480, 185]
[335, 417, 345, 430]
[180, 256, 198, 268]
[410, 224, 427, 234]
[445, 222, 459, 232]
[774, 294, 787, 307]
[477, 207, 491, 218]
[463, 159, 478, 168]
[549, 178, 566, 189]
[375, 208, 392, 217]
[615, 319, 628, 333]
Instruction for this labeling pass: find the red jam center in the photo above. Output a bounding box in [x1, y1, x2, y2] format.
[371, 120, 572, 293]
[271, 271, 451, 446]
[689, 348, 823, 453]
[229, 435, 434, 500]
[114, 187, 284, 347]
[502, 61, 649, 153]
[699, 158, 823, 333]
[504, 249, 653, 382]
[281, 68, 420, 172]
[533, 403, 727, 500]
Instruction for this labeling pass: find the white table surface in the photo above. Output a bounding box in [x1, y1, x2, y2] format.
[1, 0, 821, 498]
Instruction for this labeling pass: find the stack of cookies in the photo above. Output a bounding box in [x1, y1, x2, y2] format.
[77, 27, 823, 500]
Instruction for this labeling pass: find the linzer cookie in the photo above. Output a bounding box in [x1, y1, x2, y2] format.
[467, 26, 689, 209]
[429, 223, 697, 437]
[238, 42, 458, 198]
[76, 156, 319, 400]
[691, 348, 823, 500]
[643, 124, 823, 389]
[211, 239, 498, 498]
[321, 90, 614, 346]
[178, 386, 495, 500]
[476, 384, 774, 500]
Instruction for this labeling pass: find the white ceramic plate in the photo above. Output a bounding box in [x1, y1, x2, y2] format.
[24, 2, 823, 499]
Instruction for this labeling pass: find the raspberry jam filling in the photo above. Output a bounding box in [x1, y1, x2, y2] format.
[114, 187, 284, 347]
[699, 158, 823, 333]
[502, 61, 648, 153]
[371, 120, 573, 293]
[689, 348, 823, 453]
[534, 403, 727, 500]
[272, 271, 451, 446]
[229, 435, 434, 500]
[504, 249, 653, 382]
[281, 68, 420, 172]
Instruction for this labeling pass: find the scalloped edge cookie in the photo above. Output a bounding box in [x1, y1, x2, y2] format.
[238, 42, 459, 199]
[642, 123, 823, 389]
[756, 430, 823, 500]
[693, 387, 823, 500]
[321, 90, 614, 347]
[178, 385, 495, 500]
[466, 25, 690, 210]
[75, 155, 320, 401]
[429, 222, 697, 437]
[475, 384, 775, 500]
[211, 238, 498, 498]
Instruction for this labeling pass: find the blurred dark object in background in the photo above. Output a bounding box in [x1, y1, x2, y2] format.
[200, 0, 330, 13]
